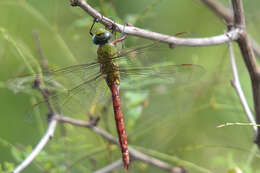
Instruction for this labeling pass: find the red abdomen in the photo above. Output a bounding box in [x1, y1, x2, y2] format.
[109, 83, 130, 170]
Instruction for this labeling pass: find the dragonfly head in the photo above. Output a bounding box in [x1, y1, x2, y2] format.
[92, 28, 112, 45]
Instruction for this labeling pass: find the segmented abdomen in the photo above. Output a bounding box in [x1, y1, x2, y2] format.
[109, 83, 130, 170]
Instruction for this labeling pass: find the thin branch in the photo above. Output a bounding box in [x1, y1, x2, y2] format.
[198, 0, 260, 58]
[128, 148, 185, 173]
[198, 0, 233, 23]
[54, 115, 185, 173]
[217, 122, 260, 128]
[13, 53, 59, 173]
[33, 31, 49, 71]
[93, 159, 122, 173]
[228, 41, 257, 134]
[250, 36, 260, 59]
[69, 0, 241, 46]
[230, 0, 260, 147]
[13, 118, 58, 173]
[232, 0, 245, 27]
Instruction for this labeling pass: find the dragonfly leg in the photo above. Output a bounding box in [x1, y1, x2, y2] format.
[89, 18, 98, 36]
[111, 23, 127, 46]
[121, 24, 127, 48]
[110, 18, 128, 46]
[111, 35, 127, 45]
[89, 16, 103, 36]
[109, 17, 118, 41]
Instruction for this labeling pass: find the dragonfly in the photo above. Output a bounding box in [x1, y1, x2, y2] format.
[7, 20, 205, 170]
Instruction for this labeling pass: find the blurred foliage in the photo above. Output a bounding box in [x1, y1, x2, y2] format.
[0, 0, 260, 173]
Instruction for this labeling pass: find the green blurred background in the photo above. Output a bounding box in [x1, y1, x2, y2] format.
[0, 0, 260, 172]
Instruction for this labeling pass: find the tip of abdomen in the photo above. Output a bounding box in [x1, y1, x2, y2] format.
[123, 153, 130, 171]
[124, 163, 129, 171]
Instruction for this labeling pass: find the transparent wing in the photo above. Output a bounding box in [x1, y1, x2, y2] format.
[6, 39, 190, 95]
[26, 76, 110, 123]
[112, 40, 190, 71]
[6, 40, 204, 123]
[119, 64, 205, 90]
[6, 61, 105, 123]
[113, 41, 162, 67]
[7, 61, 100, 94]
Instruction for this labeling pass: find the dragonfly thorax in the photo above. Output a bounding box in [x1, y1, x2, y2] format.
[97, 43, 120, 85]
[93, 28, 112, 45]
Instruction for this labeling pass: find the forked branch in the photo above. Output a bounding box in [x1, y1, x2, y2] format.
[230, 0, 260, 147]
[199, 0, 260, 58]
[228, 41, 257, 134]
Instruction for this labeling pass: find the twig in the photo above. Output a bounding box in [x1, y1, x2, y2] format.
[129, 148, 185, 173]
[54, 115, 185, 173]
[13, 78, 58, 173]
[13, 45, 59, 173]
[198, 0, 233, 23]
[13, 118, 58, 173]
[69, 0, 241, 46]
[198, 0, 260, 58]
[231, 0, 260, 147]
[93, 159, 122, 173]
[232, 0, 244, 27]
[228, 41, 257, 134]
[33, 31, 49, 71]
[217, 122, 259, 128]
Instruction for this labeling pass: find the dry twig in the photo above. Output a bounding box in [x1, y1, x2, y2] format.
[54, 115, 185, 173]
[93, 159, 122, 173]
[228, 41, 257, 134]
[69, 0, 241, 46]
[230, 0, 260, 147]
[13, 119, 58, 173]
